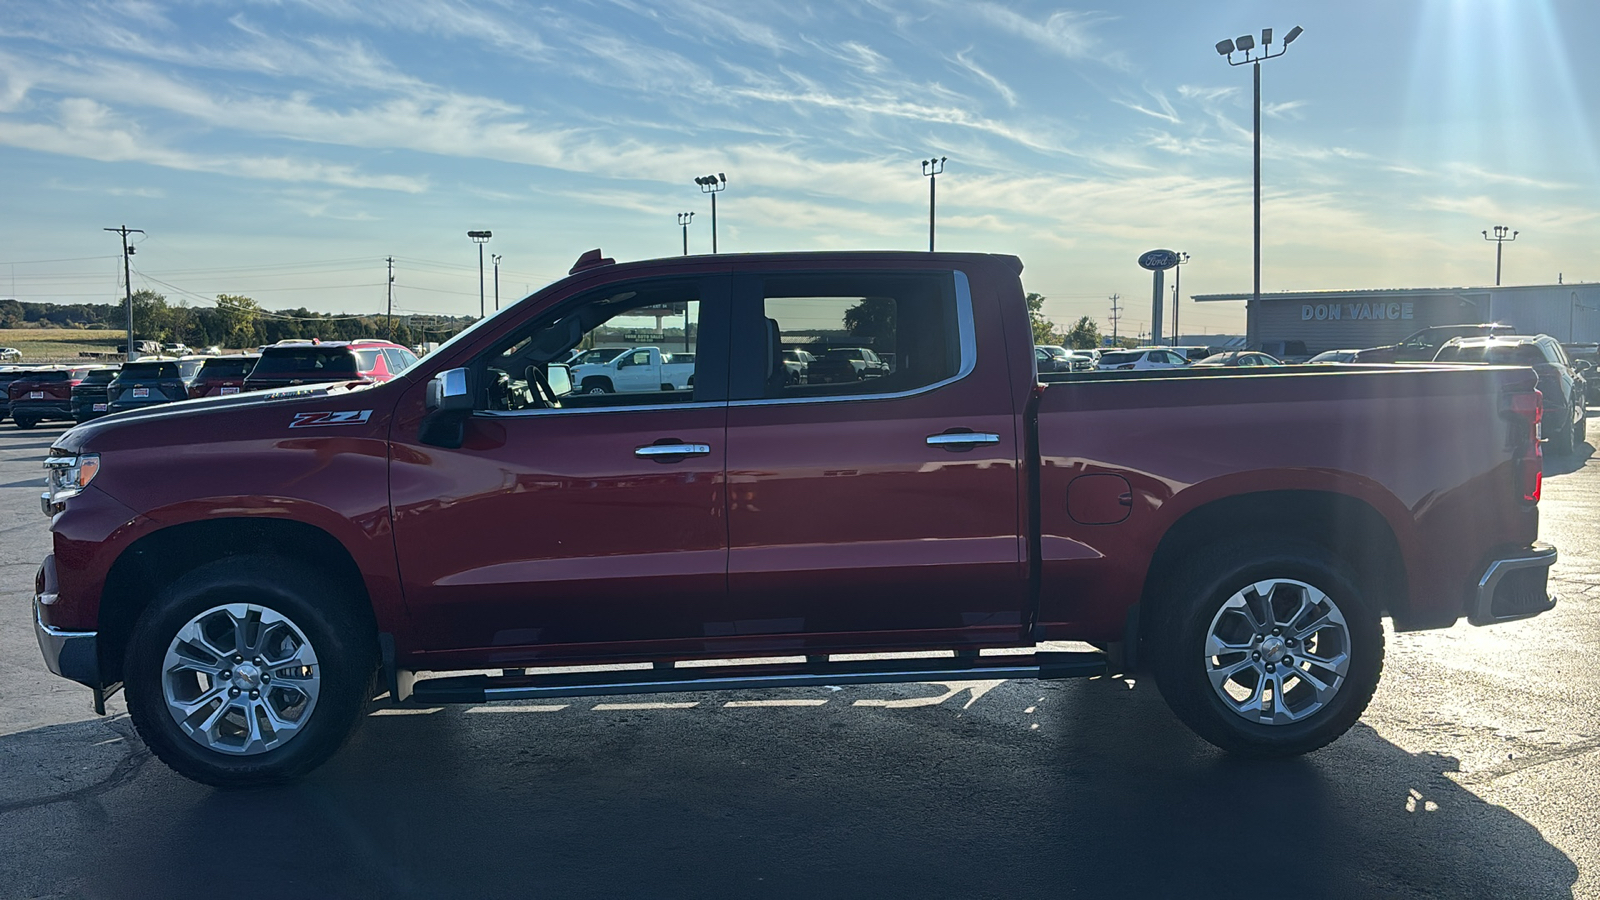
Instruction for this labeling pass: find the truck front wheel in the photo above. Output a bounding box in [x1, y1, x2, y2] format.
[123, 556, 377, 787]
[1150, 538, 1383, 757]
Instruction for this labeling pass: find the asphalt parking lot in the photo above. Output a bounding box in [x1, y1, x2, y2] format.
[2, 419, 1597, 899]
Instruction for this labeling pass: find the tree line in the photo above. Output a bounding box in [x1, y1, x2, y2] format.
[0, 292, 472, 350]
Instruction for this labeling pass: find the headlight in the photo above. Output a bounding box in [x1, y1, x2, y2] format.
[41, 453, 100, 514]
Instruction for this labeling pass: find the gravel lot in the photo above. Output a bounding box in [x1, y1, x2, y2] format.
[1, 418, 1596, 899]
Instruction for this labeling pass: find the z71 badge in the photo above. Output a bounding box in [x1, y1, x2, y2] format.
[290, 410, 373, 428]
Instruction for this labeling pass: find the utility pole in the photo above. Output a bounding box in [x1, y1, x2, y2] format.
[1482, 226, 1518, 286]
[922, 156, 947, 251]
[1109, 293, 1122, 344]
[492, 254, 502, 311]
[386, 256, 395, 339]
[104, 225, 144, 361]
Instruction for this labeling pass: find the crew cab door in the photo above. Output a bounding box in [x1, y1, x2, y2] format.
[720, 267, 1027, 651]
[388, 274, 732, 660]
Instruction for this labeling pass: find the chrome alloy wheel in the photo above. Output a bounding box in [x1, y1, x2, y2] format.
[1203, 579, 1351, 725]
[161, 603, 321, 756]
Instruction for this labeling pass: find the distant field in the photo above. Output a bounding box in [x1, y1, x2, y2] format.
[0, 328, 123, 363]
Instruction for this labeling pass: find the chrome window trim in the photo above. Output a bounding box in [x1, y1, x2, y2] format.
[477, 399, 727, 419]
[729, 268, 976, 409]
[474, 269, 974, 417]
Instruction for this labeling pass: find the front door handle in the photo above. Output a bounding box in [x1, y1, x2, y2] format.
[926, 432, 1001, 447]
[635, 442, 712, 459]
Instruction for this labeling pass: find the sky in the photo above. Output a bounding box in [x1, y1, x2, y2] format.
[0, 0, 1597, 339]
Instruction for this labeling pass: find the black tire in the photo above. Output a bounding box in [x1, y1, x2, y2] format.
[14, 416, 37, 430]
[1149, 537, 1383, 757]
[581, 378, 612, 394]
[123, 556, 377, 787]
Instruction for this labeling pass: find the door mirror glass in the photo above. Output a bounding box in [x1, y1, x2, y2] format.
[425, 367, 472, 412]
[545, 363, 573, 396]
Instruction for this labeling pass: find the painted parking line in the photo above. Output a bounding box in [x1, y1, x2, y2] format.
[464, 705, 570, 714]
[723, 699, 831, 708]
[592, 701, 700, 711]
[370, 707, 443, 716]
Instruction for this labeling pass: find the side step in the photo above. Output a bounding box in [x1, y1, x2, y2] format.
[405, 651, 1107, 706]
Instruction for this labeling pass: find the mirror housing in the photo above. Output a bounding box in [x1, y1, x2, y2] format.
[545, 363, 573, 397]
[425, 368, 472, 413]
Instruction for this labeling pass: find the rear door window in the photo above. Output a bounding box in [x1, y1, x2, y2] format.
[734, 272, 960, 400]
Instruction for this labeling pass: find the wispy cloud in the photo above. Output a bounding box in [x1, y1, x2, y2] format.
[950, 50, 1017, 107]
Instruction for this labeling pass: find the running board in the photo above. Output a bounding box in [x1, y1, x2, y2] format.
[405, 651, 1107, 705]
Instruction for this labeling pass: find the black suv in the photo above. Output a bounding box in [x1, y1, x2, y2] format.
[71, 365, 121, 422]
[1361, 323, 1516, 363]
[106, 359, 190, 414]
[1435, 334, 1591, 454]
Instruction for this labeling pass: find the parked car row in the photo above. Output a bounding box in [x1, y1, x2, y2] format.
[3, 338, 419, 428]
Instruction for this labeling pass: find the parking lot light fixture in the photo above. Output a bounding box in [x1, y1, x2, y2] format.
[1216, 25, 1303, 348]
[921, 156, 947, 252]
[492, 253, 502, 312]
[678, 211, 694, 256]
[694, 174, 726, 253]
[1482, 226, 1519, 286]
[467, 230, 492, 318]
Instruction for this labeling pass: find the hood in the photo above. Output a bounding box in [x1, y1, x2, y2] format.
[52, 380, 390, 454]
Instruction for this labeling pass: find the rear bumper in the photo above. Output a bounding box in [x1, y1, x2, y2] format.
[11, 401, 73, 419]
[107, 398, 178, 413]
[1468, 542, 1558, 626]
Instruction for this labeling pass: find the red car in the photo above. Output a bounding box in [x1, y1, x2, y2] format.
[34, 250, 1555, 786]
[187, 354, 260, 399]
[9, 366, 92, 428]
[242, 339, 417, 393]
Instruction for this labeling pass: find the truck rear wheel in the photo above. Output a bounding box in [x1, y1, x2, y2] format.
[123, 556, 377, 787]
[1150, 538, 1383, 757]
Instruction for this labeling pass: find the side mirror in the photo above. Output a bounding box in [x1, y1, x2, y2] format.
[1573, 360, 1592, 373]
[425, 368, 472, 413]
[545, 363, 573, 397]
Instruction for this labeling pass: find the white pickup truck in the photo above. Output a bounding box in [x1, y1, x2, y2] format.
[569, 346, 694, 394]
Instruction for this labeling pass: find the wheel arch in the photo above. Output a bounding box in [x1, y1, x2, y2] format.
[1139, 490, 1409, 644]
[98, 518, 376, 684]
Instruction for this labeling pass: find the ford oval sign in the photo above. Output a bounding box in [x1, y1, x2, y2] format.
[1138, 249, 1179, 271]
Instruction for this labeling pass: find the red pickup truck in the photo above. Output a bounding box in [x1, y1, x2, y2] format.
[34, 250, 1557, 787]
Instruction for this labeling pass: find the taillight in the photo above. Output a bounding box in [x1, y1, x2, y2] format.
[1504, 389, 1543, 503]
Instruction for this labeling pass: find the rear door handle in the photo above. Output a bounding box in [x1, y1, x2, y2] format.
[926, 432, 1001, 447]
[635, 442, 712, 459]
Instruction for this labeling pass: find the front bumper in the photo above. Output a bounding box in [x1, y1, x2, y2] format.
[1468, 542, 1559, 626]
[34, 556, 100, 688]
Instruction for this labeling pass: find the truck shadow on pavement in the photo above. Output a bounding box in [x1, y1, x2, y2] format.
[0, 678, 1576, 900]
[1543, 440, 1594, 477]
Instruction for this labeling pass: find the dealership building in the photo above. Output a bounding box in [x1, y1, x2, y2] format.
[1192, 282, 1600, 353]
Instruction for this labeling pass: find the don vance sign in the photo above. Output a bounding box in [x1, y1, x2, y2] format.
[1302, 302, 1415, 322]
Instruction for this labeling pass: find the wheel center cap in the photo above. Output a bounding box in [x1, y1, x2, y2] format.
[1259, 636, 1287, 663]
[233, 663, 262, 690]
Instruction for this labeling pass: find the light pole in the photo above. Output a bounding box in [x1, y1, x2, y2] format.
[1482, 226, 1518, 286]
[492, 253, 502, 312]
[1171, 251, 1190, 340]
[694, 174, 726, 253]
[678, 211, 694, 255]
[1216, 25, 1303, 347]
[921, 156, 947, 251]
[467, 230, 492, 318]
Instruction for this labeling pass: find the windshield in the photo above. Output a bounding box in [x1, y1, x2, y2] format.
[252, 347, 359, 377]
[1099, 351, 1141, 365]
[82, 368, 119, 384]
